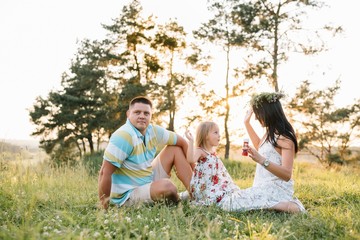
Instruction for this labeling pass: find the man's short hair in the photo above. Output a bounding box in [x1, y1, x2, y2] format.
[129, 96, 153, 109]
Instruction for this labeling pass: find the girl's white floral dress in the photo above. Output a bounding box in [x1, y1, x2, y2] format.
[190, 142, 305, 212]
[190, 149, 240, 205]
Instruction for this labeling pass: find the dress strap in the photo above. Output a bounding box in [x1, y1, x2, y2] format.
[259, 135, 267, 148]
[198, 147, 212, 155]
[260, 134, 280, 147]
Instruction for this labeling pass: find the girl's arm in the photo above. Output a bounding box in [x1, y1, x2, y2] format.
[247, 137, 295, 181]
[184, 130, 205, 164]
[244, 109, 261, 148]
[185, 130, 196, 164]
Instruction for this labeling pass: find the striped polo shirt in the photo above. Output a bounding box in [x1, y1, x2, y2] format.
[103, 119, 177, 206]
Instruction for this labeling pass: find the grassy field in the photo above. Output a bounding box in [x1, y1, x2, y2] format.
[0, 155, 359, 239]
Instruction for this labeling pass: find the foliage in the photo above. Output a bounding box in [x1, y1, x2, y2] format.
[230, 0, 341, 92]
[0, 158, 359, 239]
[28, 0, 346, 167]
[82, 150, 104, 176]
[193, 0, 249, 159]
[191, 0, 339, 159]
[102, 1, 207, 131]
[29, 39, 112, 157]
[288, 80, 359, 166]
[326, 153, 343, 165]
[0, 142, 22, 153]
[101, 0, 154, 127]
[149, 21, 206, 131]
[49, 141, 80, 167]
[29, 0, 208, 164]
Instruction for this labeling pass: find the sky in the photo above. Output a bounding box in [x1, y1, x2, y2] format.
[0, 0, 359, 141]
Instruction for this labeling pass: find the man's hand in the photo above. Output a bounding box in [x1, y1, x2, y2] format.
[99, 194, 110, 209]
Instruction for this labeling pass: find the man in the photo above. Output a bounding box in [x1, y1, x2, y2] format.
[98, 96, 193, 209]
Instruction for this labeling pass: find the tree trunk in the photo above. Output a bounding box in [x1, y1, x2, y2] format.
[87, 134, 94, 154]
[224, 44, 231, 160]
[272, 5, 280, 92]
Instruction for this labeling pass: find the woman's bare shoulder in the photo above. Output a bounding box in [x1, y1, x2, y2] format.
[277, 136, 294, 149]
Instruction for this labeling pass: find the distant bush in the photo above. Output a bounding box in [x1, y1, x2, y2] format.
[49, 145, 79, 167]
[82, 150, 104, 175]
[0, 142, 22, 153]
[326, 153, 344, 165]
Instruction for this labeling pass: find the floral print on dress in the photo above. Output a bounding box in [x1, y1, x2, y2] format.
[190, 150, 240, 206]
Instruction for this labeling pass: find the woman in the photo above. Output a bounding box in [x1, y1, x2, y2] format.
[218, 92, 305, 213]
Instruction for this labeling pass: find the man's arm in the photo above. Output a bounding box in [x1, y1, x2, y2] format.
[98, 160, 116, 209]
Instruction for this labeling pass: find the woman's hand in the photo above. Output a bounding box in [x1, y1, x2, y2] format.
[244, 108, 253, 124]
[247, 145, 265, 165]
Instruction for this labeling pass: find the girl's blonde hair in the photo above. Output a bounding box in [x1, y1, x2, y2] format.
[195, 121, 218, 148]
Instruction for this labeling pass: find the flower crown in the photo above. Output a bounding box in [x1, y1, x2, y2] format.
[250, 92, 285, 108]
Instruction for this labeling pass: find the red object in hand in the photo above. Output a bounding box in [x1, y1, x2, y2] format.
[242, 138, 249, 156]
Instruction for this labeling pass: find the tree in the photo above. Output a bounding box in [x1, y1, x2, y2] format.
[336, 100, 360, 162]
[193, 0, 341, 159]
[288, 80, 359, 166]
[230, 0, 342, 92]
[29, 39, 111, 159]
[149, 21, 200, 131]
[101, 0, 156, 126]
[102, 1, 205, 131]
[194, 0, 247, 159]
[29, 0, 210, 163]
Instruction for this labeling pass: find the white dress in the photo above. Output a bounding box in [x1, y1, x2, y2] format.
[218, 140, 305, 212]
[190, 142, 305, 211]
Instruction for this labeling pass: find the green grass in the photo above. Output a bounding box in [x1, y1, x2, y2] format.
[0, 157, 359, 239]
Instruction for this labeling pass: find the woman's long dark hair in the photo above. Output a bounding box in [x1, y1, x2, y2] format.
[253, 100, 298, 153]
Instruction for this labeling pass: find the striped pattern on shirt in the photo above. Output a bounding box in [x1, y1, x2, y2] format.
[103, 119, 177, 205]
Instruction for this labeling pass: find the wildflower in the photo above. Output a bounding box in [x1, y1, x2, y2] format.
[105, 232, 112, 239]
[93, 231, 101, 238]
[125, 216, 132, 223]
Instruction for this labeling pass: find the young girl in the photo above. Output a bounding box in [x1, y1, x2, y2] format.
[186, 92, 305, 213]
[185, 121, 240, 206]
